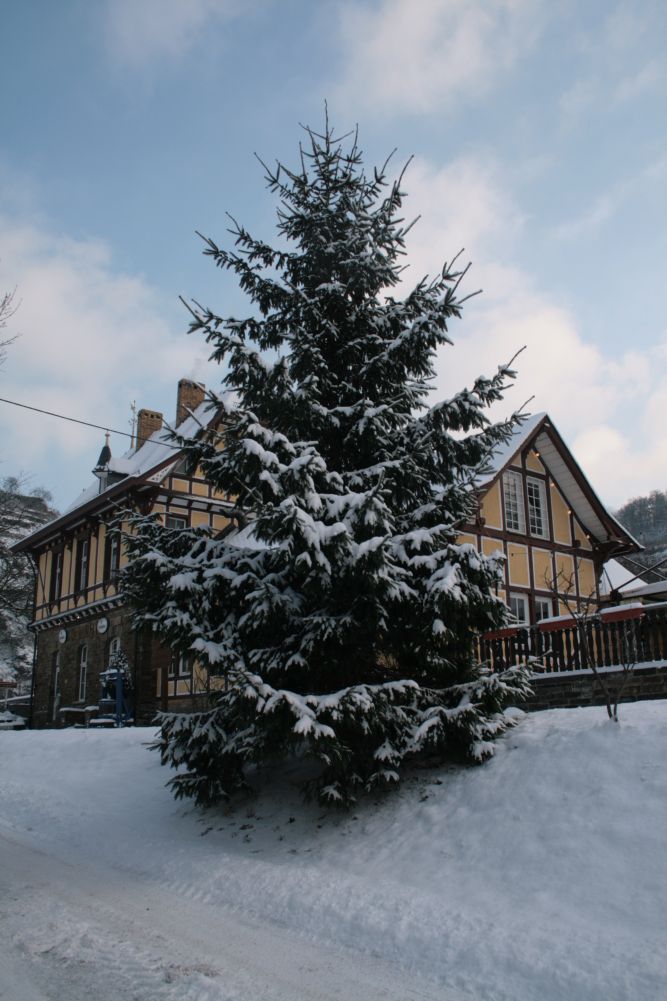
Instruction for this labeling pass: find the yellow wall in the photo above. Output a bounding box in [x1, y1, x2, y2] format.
[507, 542, 529, 586]
[481, 482, 503, 530]
[532, 548, 553, 593]
[573, 517, 592, 550]
[551, 487, 571, 545]
[577, 557, 596, 598]
[458, 532, 476, 548]
[525, 451, 545, 474]
[481, 536, 503, 558]
[554, 552, 575, 591]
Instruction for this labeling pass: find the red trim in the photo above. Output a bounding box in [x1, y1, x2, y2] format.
[483, 626, 520, 641]
[538, 617, 575, 633]
[600, 607, 645, 624]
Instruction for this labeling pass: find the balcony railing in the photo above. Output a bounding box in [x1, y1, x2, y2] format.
[480, 602, 667, 674]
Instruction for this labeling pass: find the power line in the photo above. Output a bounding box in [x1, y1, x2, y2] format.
[0, 396, 184, 451]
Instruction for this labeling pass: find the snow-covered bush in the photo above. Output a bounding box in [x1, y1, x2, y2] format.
[123, 120, 531, 806]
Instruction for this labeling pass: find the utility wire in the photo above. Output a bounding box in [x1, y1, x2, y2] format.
[0, 396, 184, 451]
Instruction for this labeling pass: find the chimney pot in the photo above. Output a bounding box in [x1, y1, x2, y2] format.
[176, 378, 206, 426]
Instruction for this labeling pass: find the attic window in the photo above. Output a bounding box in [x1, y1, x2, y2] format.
[527, 478, 548, 538]
[503, 472, 525, 533]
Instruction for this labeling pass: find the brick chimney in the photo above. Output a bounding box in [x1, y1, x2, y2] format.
[176, 378, 206, 426]
[136, 408, 163, 447]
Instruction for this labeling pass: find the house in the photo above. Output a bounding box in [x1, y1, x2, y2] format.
[16, 405, 640, 727]
[458, 413, 640, 625]
[13, 379, 233, 727]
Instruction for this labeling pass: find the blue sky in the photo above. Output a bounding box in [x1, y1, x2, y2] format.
[1, 0, 665, 510]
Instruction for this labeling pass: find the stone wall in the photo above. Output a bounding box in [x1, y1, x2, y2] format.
[31, 610, 163, 728]
[525, 662, 667, 712]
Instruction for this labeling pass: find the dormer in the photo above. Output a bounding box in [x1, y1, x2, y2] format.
[93, 433, 131, 493]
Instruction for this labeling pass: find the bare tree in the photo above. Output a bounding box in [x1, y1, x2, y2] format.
[0, 285, 19, 366]
[544, 565, 638, 722]
[0, 477, 57, 692]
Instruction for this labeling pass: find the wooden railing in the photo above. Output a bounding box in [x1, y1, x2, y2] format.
[480, 603, 667, 674]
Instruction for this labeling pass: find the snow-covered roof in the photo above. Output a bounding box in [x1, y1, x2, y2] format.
[16, 401, 217, 549]
[477, 412, 547, 487]
[61, 401, 212, 517]
[599, 558, 642, 596]
[477, 413, 639, 553]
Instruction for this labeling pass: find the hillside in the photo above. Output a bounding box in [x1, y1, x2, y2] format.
[0, 481, 58, 687]
[1, 703, 666, 1001]
[615, 489, 667, 574]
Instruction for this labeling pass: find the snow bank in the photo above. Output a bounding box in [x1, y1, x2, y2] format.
[1, 702, 666, 1001]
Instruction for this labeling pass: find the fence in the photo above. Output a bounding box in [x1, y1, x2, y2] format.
[480, 602, 667, 674]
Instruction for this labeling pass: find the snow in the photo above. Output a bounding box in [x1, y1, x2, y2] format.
[57, 400, 215, 520]
[476, 412, 546, 486]
[2, 701, 667, 1000]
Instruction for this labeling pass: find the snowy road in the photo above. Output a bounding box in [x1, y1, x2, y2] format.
[0, 831, 452, 1001]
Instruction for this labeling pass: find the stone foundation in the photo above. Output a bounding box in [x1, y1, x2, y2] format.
[525, 661, 667, 712]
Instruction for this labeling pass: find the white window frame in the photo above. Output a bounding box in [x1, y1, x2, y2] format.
[109, 534, 120, 576]
[79, 538, 89, 591]
[503, 471, 526, 534]
[108, 636, 121, 665]
[527, 477, 548, 539]
[165, 514, 187, 530]
[534, 596, 552, 623]
[169, 652, 191, 678]
[508, 592, 529, 625]
[78, 644, 88, 702]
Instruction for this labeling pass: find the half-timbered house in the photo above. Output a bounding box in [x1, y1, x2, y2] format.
[458, 412, 640, 625]
[16, 405, 641, 727]
[14, 379, 233, 727]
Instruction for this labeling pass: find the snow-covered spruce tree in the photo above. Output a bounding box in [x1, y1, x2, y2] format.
[122, 122, 531, 806]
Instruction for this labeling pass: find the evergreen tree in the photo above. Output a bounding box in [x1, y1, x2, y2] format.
[122, 121, 531, 806]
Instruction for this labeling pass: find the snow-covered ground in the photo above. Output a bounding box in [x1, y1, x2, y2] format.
[2, 702, 667, 1001]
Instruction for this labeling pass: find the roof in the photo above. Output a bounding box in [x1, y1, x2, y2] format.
[15, 400, 217, 551]
[478, 413, 640, 555]
[477, 413, 547, 487]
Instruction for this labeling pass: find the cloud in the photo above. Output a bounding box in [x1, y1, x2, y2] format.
[103, 0, 244, 69]
[0, 219, 209, 505]
[560, 3, 666, 124]
[398, 155, 667, 508]
[334, 0, 542, 116]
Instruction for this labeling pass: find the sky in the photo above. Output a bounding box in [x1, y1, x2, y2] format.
[0, 0, 665, 512]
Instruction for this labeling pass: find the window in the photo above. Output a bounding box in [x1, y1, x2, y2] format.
[165, 514, 187, 530]
[76, 537, 89, 592]
[169, 652, 191, 678]
[509, 593, 529, 625]
[527, 478, 548, 538]
[503, 472, 525, 533]
[51, 650, 61, 721]
[104, 531, 120, 581]
[49, 551, 63, 602]
[78, 644, 88, 702]
[108, 636, 121, 662]
[534, 597, 552, 623]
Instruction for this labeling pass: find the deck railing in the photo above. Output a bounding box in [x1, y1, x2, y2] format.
[480, 602, 667, 674]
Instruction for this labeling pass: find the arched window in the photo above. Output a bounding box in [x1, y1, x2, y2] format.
[108, 636, 121, 665]
[78, 644, 88, 702]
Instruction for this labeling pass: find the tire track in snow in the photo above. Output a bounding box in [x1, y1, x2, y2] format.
[0, 832, 458, 1001]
